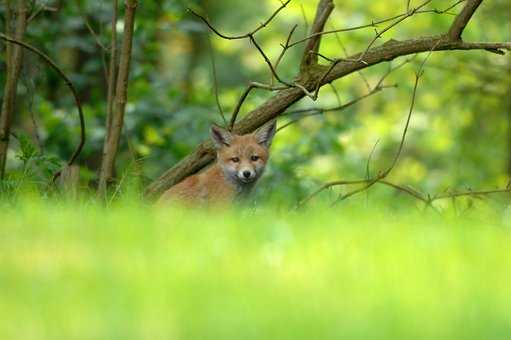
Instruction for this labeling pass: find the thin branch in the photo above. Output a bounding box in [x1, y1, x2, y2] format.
[299, 45, 435, 208]
[249, 34, 293, 87]
[208, 34, 226, 126]
[191, 1, 297, 121]
[27, 2, 57, 23]
[431, 187, 511, 201]
[0, 32, 86, 177]
[331, 46, 437, 205]
[289, 0, 466, 49]
[229, 82, 286, 130]
[448, 0, 482, 41]
[278, 84, 395, 132]
[331, 26, 371, 91]
[309, 0, 433, 101]
[284, 55, 412, 118]
[301, 0, 334, 67]
[75, 3, 108, 52]
[273, 24, 298, 85]
[188, 0, 291, 40]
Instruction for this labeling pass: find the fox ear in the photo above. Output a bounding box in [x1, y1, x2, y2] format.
[254, 120, 277, 148]
[210, 125, 233, 148]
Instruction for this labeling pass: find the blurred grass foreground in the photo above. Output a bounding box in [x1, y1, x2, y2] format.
[1, 199, 511, 340]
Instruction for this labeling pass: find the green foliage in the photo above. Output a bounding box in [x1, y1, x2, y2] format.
[1, 199, 511, 339]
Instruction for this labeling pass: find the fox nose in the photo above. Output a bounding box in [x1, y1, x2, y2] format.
[243, 170, 252, 179]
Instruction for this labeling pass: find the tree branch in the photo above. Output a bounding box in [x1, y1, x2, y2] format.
[301, 0, 334, 68]
[289, 0, 466, 49]
[448, 0, 482, 41]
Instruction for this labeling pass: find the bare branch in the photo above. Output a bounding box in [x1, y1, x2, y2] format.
[279, 57, 413, 131]
[273, 24, 298, 85]
[289, 0, 466, 49]
[301, 0, 334, 67]
[432, 187, 511, 201]
[27, 3, 58, 23]
[297, 177, 511, 208]
[74, 1, 108, 52]
[208, 34, 226, 126]
[299, 44, 436, 207]
[0, 32, 86, 178]
[188, 0, 291, 40]
[448, 0, 482, 41]
[277, 85, 392, 132]
[249, 34, 293, 87]
[322, 38, 511, 86]
[308, 0, 433, 101]
[191, 1, 298, 122]
[229, 82, 286, 131]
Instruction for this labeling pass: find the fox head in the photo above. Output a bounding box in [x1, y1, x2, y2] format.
[210, 120, 276, 186]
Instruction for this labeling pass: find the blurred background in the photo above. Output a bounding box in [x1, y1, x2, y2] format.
[0, 0, 510, 205]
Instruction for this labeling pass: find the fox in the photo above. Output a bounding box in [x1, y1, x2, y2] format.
[158, 120, 277, 205]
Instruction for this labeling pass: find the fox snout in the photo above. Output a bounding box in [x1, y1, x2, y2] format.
[241, 169, 255, 180]
[237, 165, 257, 183]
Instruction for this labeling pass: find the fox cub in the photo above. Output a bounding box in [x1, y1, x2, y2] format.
[158, 120, 276, 205]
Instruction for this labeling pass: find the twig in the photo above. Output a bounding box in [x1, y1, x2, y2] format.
[299, 44, 436, 207]
[229, 82, 287, 130]
[273, 24, 298, 85]
[249, 34, 293, 87]
[288, 0, 466, 48]
[188, 0, 292, 40]
[309, 0, 434, 101]
[208, 34, 226, 126]
[75, 2, 108, 52]
[301, 0, 334, 67]
[27, 2, 57, 23]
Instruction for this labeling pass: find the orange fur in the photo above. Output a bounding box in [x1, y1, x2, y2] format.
[158, 163, 237, 205]
[158, 121, 276, 206]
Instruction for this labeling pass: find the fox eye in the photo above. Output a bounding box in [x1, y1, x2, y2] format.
[231, 157, 240, 163]
[251, 155, 260, 161]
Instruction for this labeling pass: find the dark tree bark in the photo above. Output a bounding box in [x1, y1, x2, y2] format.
[98, 0, 137, 195]
[0, 0, 27, 179]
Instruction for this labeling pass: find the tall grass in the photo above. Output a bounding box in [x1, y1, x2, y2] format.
[1, 197, 511, 339]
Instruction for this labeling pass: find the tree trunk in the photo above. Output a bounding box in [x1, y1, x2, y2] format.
[98, 0, 137, 195]
[0, 0, 27, 179]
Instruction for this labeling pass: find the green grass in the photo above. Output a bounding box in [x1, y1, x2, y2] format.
[1, 198, 511, 339]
